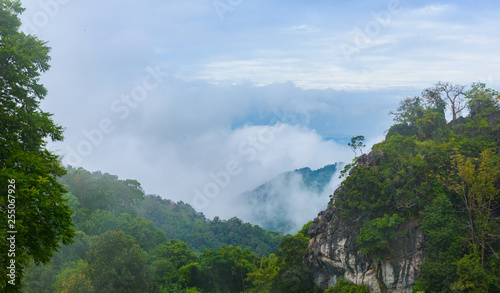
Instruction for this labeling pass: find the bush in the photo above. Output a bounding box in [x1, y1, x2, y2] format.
[324, 279, 370, 293]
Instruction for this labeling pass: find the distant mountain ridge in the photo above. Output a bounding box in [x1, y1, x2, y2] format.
[292, 164, 339, 192]
[246, 164, 338, 199]
[239, 163, 340, 234]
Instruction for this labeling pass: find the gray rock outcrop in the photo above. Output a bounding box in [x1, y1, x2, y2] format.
[304, 151, 424, 292]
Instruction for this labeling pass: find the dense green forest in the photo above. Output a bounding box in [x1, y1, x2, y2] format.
[19, 166, 367, 292]
[20, 167, 286, 292]
[57, 167, 282, 256]
[1, 1, 75, 291]
[335, 82, 500, 292]
[136, 194, 282, 256]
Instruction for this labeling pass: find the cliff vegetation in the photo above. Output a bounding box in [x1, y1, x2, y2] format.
[306, 82, 500, 293]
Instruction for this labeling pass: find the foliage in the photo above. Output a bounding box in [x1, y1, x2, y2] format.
[387, 95, 446, 138]
[54, 259, 94, 293]
[298, 220, 313, 237]
[335, 82, 500, 291]
[20, 262, 58, 293]
[179, 245, 259, 293]
[414, 194, 465, 292]
[465, 82, 500, 120]
[356, 214, 405, 260]
[348, 135, 366, 157]
[247, 223, 320, 293]
[86, 230, 148, 292]
[60, 168, 144, 214]
[451, 252, 490, 293]
[22, 167, 285, 292]
[76, 209, 168, 252]
[137, 195, 282, 256]
[299, 164, 339, 192]
[431, 81, 466, 122]
[323, 278, 370, 293]
[439, 148, 500, 267]
[246, 254, 279, 293]
[0, 1, 75, 291]
[273, 233, 319, 293]
[339, 158, 356, 180]
[148, 240, 198, 291]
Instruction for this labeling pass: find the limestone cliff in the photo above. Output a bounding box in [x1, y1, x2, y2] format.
[304, 151, 424, 292]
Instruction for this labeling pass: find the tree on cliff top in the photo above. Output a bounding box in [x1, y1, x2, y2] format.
[0, 1, 75, 291]
[337, 82, 500, 292]
[432, 81, 466, 122]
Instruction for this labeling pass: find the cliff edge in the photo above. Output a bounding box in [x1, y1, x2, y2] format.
[304, 151, 424, 292]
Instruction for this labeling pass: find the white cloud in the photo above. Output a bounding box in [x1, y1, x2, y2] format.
[18, 0, 500, 221]
[47, 75, 397, 219]
[410, 4, 455, 16]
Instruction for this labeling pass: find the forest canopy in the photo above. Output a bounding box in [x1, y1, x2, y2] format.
[0, 1, 74, 291]
[335, 82, 500, 292]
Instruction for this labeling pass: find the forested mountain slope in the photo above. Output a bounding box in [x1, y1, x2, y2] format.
[239, 164, 339, 234]
[136, 194, 282, 255]
[21, 167, 283, 292]
[305, 83, 500, 292]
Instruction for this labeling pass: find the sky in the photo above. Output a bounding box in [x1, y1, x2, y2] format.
[17, 0, 500, 220]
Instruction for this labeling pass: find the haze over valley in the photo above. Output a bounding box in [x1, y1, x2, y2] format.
[2, 1, 500, 292]
[18, 0, 500, 222]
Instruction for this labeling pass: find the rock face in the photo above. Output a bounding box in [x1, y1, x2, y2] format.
[354, 150, 384, 169]
[304, 151, 424, 292]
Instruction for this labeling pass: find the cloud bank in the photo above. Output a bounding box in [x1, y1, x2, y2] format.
[47, 75, 392, 219]
[16, 0, 500, 220]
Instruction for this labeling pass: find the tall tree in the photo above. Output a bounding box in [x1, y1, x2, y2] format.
[348, 135, 365, 157]
[389, 97, 425, 126]
[465, 82, 500, 119]
[440, 149, 500, 267]
[0, 1, 75, 291]
[433, 81, 466, 122]
[247, 231, 318, 293]
[415, 194, 465, 291]
[86, 231, 148, 292]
